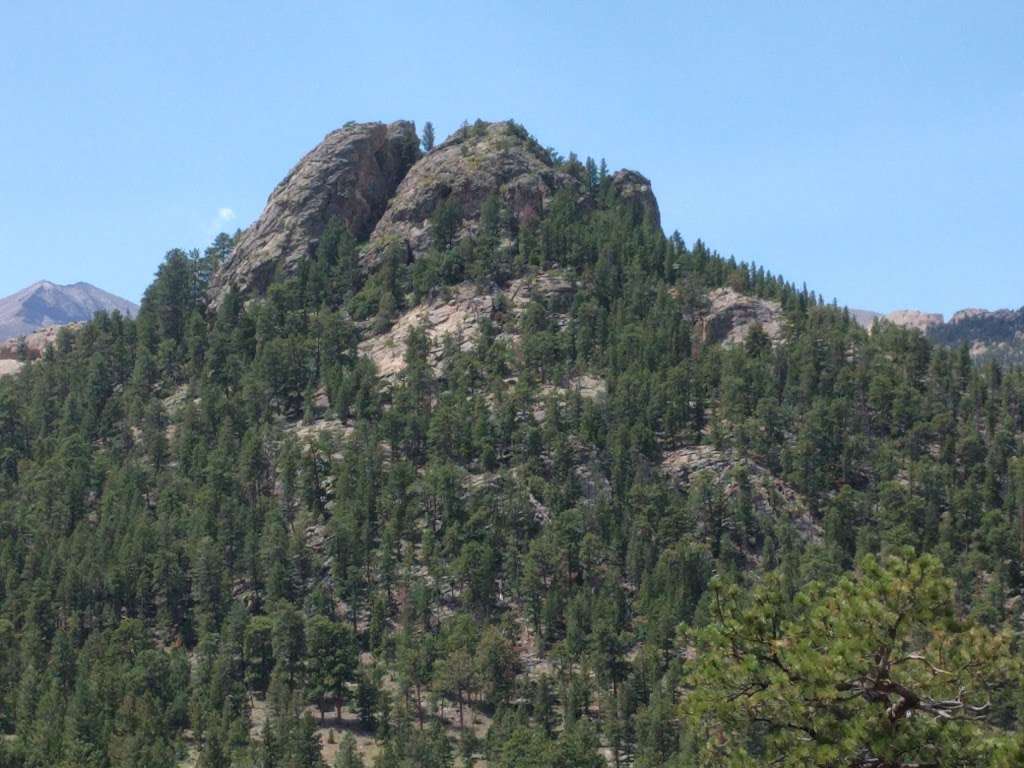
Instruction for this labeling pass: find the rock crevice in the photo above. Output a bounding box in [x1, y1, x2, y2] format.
[362, 121, 582, 266]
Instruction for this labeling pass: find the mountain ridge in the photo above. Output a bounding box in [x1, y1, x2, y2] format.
[850, 302, 1024, 364]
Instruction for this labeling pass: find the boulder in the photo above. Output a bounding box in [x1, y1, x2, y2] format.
[0, 323, 80, 377]
[0, 360, 22, 377]
[695, 287, 784, 349]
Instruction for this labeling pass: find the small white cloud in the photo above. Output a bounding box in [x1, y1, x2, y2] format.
[217, 207, 236, 222]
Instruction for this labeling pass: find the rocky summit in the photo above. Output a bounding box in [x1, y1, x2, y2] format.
[362, 121, 578, 265]
[211, 120, 660, 301]
[208, 120, 420, 306]
[362, 121, 658, 266]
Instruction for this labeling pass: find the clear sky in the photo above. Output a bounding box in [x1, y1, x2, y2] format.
[1, 1, 1021, 317]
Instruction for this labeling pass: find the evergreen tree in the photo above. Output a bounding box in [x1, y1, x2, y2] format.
[684, 553, 1022, 766]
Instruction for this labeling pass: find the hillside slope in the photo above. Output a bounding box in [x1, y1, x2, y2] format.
[0, 120, 1021, 768]
[930, 306, 1024, 365]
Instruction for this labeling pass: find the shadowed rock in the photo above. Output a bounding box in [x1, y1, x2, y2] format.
[609, 169, 660, 230]
[209, 120, 420, 306]
[362, 121, 583, 266]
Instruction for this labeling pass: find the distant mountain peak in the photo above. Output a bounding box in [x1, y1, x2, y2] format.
[0, 280, 138, 342]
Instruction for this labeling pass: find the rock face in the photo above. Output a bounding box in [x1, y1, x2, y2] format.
[0, 323, 77, 357]
[609, 170, 661, 230]
[504, 271, 575, 318]
[362, 121, 582, 265]
[849, 308, 944, 334]
[0, 281, 137, 342]
[209, 121, 420, 306]
[884, 309, 944, 332]
[209, 118, 662, 303]
[695, 288, 784, 349]
[949, 308, 990, 324]
[946, 307, 1024, 328]
[358, 270, 577, 378]
[0, 323, 83, 378]
[358, 283, 495, 378]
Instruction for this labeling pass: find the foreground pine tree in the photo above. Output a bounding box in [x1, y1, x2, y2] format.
[684, 552, 1023, 767]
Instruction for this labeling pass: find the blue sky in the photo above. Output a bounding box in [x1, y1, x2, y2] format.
[1, 1, 1021, 317]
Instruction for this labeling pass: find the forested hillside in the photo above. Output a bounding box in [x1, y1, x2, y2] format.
[1, 120, 1022, 768]
[929, 308, 1024, 367]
